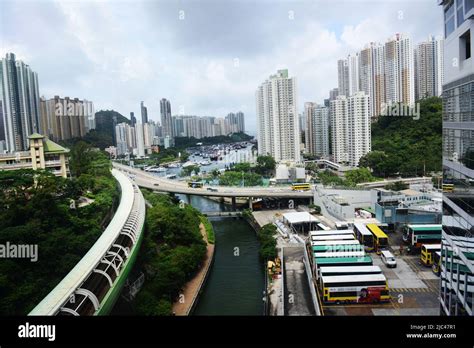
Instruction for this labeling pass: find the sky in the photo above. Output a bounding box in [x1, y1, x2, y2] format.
[0, 0, 442, 135]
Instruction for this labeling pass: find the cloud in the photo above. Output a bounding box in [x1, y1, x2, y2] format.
[0, 0, 442, 134]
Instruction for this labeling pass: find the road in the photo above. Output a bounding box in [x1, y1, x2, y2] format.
[113, 162, 314, 198]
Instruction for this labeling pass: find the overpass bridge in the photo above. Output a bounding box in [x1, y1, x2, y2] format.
[112, 163, 314, 205]
[29, 169, 146, 316]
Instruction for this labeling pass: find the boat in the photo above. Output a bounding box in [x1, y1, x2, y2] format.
[199, 160, 211, 166]
[182, 161, 199, 168]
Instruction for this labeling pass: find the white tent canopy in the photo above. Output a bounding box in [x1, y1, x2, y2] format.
[283, 212, 319, 225]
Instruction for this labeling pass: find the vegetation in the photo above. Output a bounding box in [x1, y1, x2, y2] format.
[384, 181, 409, 191]
[133, 191, 207, 315]
[218, 171, 263, 186]
[0, 142, 119, 315]
[308, 204, 321, 214]
[181, 165, 201, 177]
[255, 155, 276, 176]
[317, 168, 377, 187]
[257, 224, 278, 261]
[359, 97, 442, 177]
[174, 132, 253, 148]
[199, 215, 215, 244]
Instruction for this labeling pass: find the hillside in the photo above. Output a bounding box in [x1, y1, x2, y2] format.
[359, 97, 442, 177]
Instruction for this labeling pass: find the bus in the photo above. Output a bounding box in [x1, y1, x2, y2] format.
[335, 222, 349, 230]
[318, 265, 382, 278]
[366, 224, 389, 254]
[313, 251, 366, 259]
[442, 183, 454, 192]
[311, 240, 360, 247]
[317, 223, 331, 231]
[421, 244, 441, 266]
[320, 274, 390, 304]
[291, 182, 311, 191]
[312, 244, 364, 254]
[353, 223, 374, 252]
[402, 224, 442, 248]
[187, 181, 203, 188]
[432, 251, 441, 276]
[311, 234, 356, 242]
[309, 230, 354, 238]
[314, 256, 373, 268]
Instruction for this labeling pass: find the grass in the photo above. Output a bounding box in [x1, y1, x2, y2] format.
[199, 215, 215, 244]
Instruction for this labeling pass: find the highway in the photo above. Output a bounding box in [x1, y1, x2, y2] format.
[113, 162, 314, 198]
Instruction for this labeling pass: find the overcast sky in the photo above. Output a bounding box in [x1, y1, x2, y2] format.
[1, 0, 442, 135]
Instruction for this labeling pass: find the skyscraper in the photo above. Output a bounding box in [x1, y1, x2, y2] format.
[225, 111, 245, 133]
[337, 54, 360, 97]
[359, 42, 386, 118]
[130, 112, 136, 127]
[414, 35, 444, 100]
[160, 98, 172, 138]
[140, 101, 148, 124]
[0, 53, 41, 152]
[255, 69, 300, 163]
[305, 102, 330, 158]
[384, 33, 415, 106]
[330, 92, 370, 167]
[439, 0, 473, 316]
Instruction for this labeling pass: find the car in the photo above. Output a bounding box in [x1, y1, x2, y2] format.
[206, 187, 218, 192]
[380, 250, 397, 268]
[154, 183, 159, 186]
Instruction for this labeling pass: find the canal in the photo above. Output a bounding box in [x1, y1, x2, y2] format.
[179, 194, 265, 316]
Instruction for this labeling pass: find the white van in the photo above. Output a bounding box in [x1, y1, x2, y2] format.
[381, 250, 397, 268]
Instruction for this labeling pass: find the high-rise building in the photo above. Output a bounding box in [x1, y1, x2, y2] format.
[140, 101, 148, 124]
[39, 96, 94, 142]
[330, 92, 370, 167]
[384, 33, 415, 106]
[130, 112, 136, 127]
[439, 0, 474, 316]
[359, 42, 386, 118]
[0, 53, 41, 152]
[338, 54, 360, 97]
[305, 102, 330, 158]
[329, 88, 339, 101]
[225, 111, 245, 134]
[414, 35, 444, 100]
[255, 69, 300, 163]
[160, 98, 173, 138]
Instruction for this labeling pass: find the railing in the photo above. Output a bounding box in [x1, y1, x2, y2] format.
[29, 169, 146, 316]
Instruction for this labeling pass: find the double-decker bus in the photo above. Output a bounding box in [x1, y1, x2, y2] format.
[312, 244, 364, 254]
[402, 224, 442, 248]
[291, 182, 311, 191]
[320, 274, 390, 304]
[309, 230, 354, 238]
[314, 256, 373, 268]
[313, 250, 366, 259]
[366, 224, 389, 254]
[421, 244, 441, 266]
[353, 223, 374, 252]
[187, 181, 203, 188]
[442, 183, 454, 192]
[432, 251, 441, 276]
[311, 240, 360, 247]
[318, 265, 382, 278]
[311, 234, 356, 242]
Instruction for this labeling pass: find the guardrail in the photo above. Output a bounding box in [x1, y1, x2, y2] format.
[29, 169, 146, 316]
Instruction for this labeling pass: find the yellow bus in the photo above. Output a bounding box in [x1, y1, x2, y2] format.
[187, 181, 203, 188]
[442, 183, 454, 192]
[291, 182, 311, 191]
[320, 274, 390, 304]
[366, 224, 389, 254]
[421, 244, 441, 266]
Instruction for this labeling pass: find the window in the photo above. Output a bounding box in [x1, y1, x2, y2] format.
[460, 29, 471, 60]
[445, 1, 456, 37]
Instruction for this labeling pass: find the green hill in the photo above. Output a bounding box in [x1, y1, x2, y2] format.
[359, 97, 442, 177]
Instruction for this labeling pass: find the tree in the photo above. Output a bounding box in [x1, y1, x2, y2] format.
[344, 168, 375, 186]
[256, 155, 276, 176]
[385, 181, 409, 191]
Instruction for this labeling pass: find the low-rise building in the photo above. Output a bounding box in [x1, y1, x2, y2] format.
[0, 133, 69, 177]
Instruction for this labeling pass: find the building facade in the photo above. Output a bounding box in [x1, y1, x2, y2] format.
[415, 36, 445, 100]
[439, 0, 474, 316]
[256, 69, 300, 163]
[0, 133, 69, 177]
[160, 98, 173, 138]
[305, 102, 330, 158]
[0, 53, 41, 152]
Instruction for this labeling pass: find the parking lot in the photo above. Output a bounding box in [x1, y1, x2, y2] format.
[322, 252, 441, 316]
